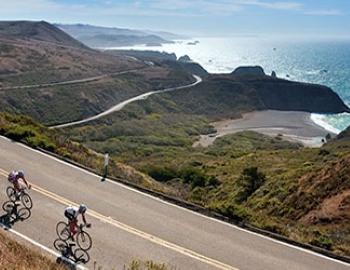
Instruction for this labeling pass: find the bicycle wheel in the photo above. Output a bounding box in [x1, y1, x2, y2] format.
[76, 231, 92, 251]
[54, 239, 69, 254]
[74, 248, 90, 263]
[6, 187, 16, 202]
[17, 208, 31, 221]
[21, 193, 33, 209]
[2, 201, 15, 213]
[56, 222, 71, 241]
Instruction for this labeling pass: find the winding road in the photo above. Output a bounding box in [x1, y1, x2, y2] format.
[0, 69, 140, 91]
[0, 136, 349, 270]
[51, 74, 202, 129]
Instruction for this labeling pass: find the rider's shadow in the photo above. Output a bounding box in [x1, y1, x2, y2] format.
[54, 239, 90, 269]
[56, 255, 80, 270]
[0, 201, 31, 228]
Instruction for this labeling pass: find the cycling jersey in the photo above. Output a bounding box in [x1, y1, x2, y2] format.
[8, 171, 20, 183]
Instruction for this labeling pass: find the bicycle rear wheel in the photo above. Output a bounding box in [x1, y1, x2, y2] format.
[21, 193, 33, 209]
[76, 231, 92, 251]
[6, 187, 16, 202]
[56, 222, 71, 241]
[74, 248, 90, 263]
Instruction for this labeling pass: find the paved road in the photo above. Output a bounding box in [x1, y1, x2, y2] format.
[0, 69, 140, 91]
[0, 136, 349, 270]
[51, 75, 202, 129]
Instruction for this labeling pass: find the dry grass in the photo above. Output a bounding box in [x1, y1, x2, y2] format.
[0, 230, 65, 270]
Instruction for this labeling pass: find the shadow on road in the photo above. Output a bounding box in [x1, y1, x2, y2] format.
[0, 201, 31, 228]
[54, 238, 90, 269]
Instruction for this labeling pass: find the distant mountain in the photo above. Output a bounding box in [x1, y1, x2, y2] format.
[0, 21, 87, 49]
[0, 21, 142, 81]
[55, 24, 179, 48]
[0, 21, 196, 124]
[143, 30, 187, 40]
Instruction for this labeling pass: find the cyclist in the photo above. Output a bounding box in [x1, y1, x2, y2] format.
[64, 204, 90, 239]
[7, 170, 31, 198]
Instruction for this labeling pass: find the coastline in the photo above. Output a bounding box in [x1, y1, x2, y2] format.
[109, 38, 350, 133]
[310, 113, 342, 135]
[194, 110, 337, 148]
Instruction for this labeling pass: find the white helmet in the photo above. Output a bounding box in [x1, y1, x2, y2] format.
[17, 170, 25, 178]
[78, 204, 87, 214]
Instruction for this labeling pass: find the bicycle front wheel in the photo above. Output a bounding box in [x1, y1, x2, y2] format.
[21, 193, 33, 209]
[56, 222, 71, 241]
[77, 231, 92, 251]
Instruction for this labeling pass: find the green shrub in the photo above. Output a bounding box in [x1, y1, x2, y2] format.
[236, 167, 266, 202]
[310, 235, 333, 250]
[260, 220, 287, 235]
[180, 167, 207, 188]
[319, 149, 330, 156]
[26, 136, 57, 152]
[127, 260, 173, 270]
[145, 165, 219, 189]
[4, 125, 36, 141]
[146, 166, 178, 182]
[213, 202, 250, 221]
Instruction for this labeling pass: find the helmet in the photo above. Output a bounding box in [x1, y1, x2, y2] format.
[78, 204, 87, 214]
[17, 170, 25, 178]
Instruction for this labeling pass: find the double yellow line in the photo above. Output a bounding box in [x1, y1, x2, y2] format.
[0, 167, 239, 270]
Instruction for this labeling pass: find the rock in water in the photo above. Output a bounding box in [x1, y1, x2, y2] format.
[178, 55, 192, 62]
[271, 71, 277, 78]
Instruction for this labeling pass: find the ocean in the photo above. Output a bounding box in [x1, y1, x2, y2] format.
[111, 37, 350, 133]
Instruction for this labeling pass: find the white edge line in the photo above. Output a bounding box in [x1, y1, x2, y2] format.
[1, 136, 350, 267]
[0, 222, 88, 270]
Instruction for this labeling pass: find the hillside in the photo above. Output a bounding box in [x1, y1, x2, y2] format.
[0, 21, 87, 48]
[61, 67, 350, 256]
[0, 21, 195, 124]
[57, 23, 175, 47]
[1, 20, 350, 258]
[0, 21, 145, 85]
[161, 74, 350, 120]
[0, 231, 64, 270]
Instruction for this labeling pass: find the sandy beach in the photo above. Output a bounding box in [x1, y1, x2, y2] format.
[194, 110, 336, 148]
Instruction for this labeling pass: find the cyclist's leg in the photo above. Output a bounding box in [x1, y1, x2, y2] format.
[64, 211, 75, 235]
[13, 180, 21, 200]
[71, 218, 78, 235]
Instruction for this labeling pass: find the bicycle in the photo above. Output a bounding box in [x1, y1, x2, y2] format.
[56, 222, 92, 251]
[6, 186, 33, 209]
[53, 238, 90, 264]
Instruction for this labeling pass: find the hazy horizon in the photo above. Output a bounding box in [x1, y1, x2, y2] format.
[0, 0, 349, 39]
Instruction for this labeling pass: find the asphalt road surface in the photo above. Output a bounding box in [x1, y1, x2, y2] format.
[0, 136, 349, 270]
[51, 75, 202, 129]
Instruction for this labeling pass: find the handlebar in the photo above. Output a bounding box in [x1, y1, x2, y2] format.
[79, 223, 91, 230]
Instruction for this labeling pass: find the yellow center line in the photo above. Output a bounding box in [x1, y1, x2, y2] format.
[0, 168, 239, 270]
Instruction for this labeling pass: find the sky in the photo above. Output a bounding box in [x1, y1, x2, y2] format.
[0, 0, 349, 38]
